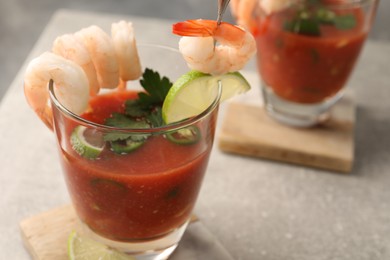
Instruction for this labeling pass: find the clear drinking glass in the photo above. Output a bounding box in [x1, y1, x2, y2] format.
[49, 44, 221, 259]
[249, 0, 378, 127]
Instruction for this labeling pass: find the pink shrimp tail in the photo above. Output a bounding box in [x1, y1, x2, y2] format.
[172, 19, 247, 46]
[172, 19, 219, 37]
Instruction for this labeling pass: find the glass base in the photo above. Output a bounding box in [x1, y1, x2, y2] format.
[80, 220, 189, 260]
[261, 84, 344, 127]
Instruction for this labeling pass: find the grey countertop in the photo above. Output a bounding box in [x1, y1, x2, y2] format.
[1, 9, 390, 260]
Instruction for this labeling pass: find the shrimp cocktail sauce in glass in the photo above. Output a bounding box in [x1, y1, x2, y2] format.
[231, 0, 378, 127]
[55, 69, 214, 240]
[23, 19, 254, 259]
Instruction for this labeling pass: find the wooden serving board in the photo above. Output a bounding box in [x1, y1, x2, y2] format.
[218, 95, 355, 172]
[20, 205, 79, 260]
[20, 205, 199, 260]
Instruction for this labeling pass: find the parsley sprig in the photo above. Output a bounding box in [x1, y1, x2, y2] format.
[139, 68, 172, 104]
[103, 68, 173, 144]
[125, 68, 173, 118]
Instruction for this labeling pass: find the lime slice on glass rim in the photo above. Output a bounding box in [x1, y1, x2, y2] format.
[68, 231, 134, 260]
[70, 125, 105, 159]
[162, 70, 251, 124]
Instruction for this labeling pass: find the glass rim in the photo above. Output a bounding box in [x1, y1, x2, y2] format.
[48, 43, 222, 134]
[49, 79, 221, 134]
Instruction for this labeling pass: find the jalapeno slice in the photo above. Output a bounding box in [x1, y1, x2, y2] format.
[166, 126, 201, 145]
[110, 138, 145, 154]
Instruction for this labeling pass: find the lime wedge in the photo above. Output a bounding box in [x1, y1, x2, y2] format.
[70, 126, 105, 159]
[162, 70, 250, 123]
[68, 231, 134, 260]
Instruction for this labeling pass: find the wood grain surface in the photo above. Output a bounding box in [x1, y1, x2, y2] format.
[218, 98, 355, 172]
[20, 205, 199, 260]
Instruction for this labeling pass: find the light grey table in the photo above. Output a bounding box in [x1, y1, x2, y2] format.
[1, 9, 390, 260]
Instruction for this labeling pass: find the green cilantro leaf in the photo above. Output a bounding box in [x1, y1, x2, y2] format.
[104, 113, 150, 142]
[123, 68, 173, 128]
[124, 99, 150, 117]
[146, 107, 164, 127]
[102, 68, 173, 145]
[105, 113, 137, 128]
[104, 132, 132, 142]
[138, 68, 173, 105]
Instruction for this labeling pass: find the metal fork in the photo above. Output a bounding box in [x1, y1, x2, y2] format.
[217, 0, 231, 25]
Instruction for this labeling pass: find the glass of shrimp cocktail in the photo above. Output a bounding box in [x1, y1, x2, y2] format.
[24, 19, 254, 259]
[231, 0, 378, 127]
[49, 44, 220, 259]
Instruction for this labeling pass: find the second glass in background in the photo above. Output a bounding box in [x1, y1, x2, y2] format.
[245, 0, 378, 127]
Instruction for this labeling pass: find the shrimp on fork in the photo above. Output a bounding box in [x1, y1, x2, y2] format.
[24, 52, 90, 129]
[172, 19, 256, 75]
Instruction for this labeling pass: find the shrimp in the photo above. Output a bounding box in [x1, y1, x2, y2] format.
[75, 25, 119, 89]
[111, 21, 142, 83]
[52, 33, 100, 95]
[172, 19, 256, 75]
[24, 52, 90, 129]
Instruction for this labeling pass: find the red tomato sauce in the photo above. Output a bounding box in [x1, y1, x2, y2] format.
[57, 90, 214, 241]
[254, 7, 367, 103]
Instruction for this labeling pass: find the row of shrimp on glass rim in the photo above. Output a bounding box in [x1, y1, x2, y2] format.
[24, 21, 143, 129]
[23, 19, 256, 129]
